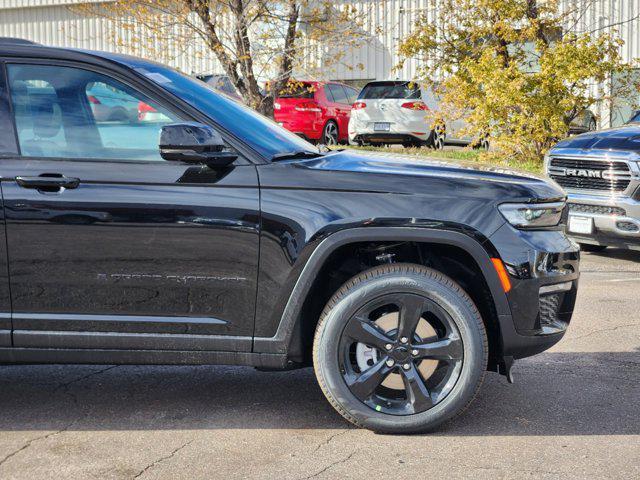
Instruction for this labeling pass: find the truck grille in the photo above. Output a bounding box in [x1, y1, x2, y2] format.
[548, 157, 631, 192]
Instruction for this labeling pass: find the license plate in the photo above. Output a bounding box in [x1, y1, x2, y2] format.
[374, 122, 391, 132]
[568, 215, 593, 234]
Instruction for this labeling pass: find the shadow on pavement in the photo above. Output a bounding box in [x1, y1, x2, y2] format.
[0, 351, 637, 435]
[586, 247, 640, 263]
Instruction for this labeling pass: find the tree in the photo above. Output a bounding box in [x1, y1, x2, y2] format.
[76, 1, 365, 116]
[397, 0, 635, 164]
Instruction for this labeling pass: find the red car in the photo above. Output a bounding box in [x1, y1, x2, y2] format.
[274, 81, 359, 145]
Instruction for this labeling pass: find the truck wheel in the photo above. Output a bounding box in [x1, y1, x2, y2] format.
[579, 243, 607, 252]
[313, 263, 487, 433]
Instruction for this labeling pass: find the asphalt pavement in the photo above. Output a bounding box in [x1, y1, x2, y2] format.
[0, 249, 638, 479]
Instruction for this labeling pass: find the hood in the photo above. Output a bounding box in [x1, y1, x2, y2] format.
[290, 149, 564, 203]
[551, 124, 640, 157]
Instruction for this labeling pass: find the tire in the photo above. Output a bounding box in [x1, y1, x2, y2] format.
[427, 124, 445, 150]
[313, 263, 487, 434]
[321, 121, 339, 146]
[579, 243, 607, 252]
[472, 136, 490, 150]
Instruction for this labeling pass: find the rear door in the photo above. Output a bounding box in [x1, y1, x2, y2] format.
[325, 84, 352, 139]
[1, 60, 260, 352]
[0, 63, 16, 346]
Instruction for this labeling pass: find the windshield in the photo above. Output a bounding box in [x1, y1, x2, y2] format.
[628, 111, 640, 123]
[359, 81, 421, 100]
[103, 54, 318, 159]
[276, 82, 316, 99]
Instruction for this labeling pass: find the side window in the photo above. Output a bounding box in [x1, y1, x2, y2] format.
[0, 64, 18, 156]
[346, 87, 359, 104]
[8, 64, 184, 161]
[323, 84, 335, 103]
[327, 84, 349, 104]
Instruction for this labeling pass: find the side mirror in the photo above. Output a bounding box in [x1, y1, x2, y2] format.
[160, 122, 237, 167]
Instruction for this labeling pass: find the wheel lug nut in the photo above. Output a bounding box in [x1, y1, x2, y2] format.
[400, 337, 408, 344]
[386, 359, 395, 367]
[403, 363, 411, 370]
[385, 344, 393, 351]
[411, 349, 418, 356]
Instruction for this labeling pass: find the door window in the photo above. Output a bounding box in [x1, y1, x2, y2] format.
[0, 63, 18, 156]
[345, 87, 359, 104]
[8, 64, 184, 161]
[326, 84, 349, 104]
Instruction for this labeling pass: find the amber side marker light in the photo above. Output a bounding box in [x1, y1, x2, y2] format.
[491, 258, 512, 293]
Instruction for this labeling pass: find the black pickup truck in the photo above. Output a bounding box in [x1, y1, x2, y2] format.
[0, 38, 579, 433]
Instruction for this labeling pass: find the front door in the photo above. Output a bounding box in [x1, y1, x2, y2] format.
[1, 61, 260, 351]
[0, 63, 16, 347]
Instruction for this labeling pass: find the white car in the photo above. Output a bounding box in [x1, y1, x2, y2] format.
[348, 80, 487, 149]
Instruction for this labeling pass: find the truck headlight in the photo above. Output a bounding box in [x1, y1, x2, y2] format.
[498, 202, 565, 229]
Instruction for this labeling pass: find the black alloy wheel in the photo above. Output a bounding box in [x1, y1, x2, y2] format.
[338, 292, 463, 416]
[314, 263, 487, 433]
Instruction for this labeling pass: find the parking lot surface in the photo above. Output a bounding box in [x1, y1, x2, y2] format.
[0, 249, 638, 479]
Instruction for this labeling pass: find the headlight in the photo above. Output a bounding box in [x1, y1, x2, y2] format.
[498, 202, 565, 229]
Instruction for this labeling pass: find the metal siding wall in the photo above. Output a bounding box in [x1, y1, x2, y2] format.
[1, 0, 639, 107]
[0, 2, 221, 74]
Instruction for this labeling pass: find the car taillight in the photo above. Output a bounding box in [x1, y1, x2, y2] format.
[352, 102, 366, 110]
[138, 101, 157, 120]
[294, 101, 321, 112]
[87, 95, 101, 105]
[401, 101, 429, 111]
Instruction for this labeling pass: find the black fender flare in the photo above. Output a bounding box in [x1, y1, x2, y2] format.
[253, 226, 512, 355]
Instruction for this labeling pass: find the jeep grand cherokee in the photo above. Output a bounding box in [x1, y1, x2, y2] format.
[0, 38, 579, 433]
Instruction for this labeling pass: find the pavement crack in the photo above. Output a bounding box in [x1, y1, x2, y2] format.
[0, 424, 73, 469]
[133, 440, 193, 479]
[567, 323, 640, 341]
[54, 365, 119, 394]
[300, 450, 357, 480]
[313, 429, 351, 452]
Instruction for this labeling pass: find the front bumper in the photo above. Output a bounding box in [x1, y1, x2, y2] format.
[489, 223, 580, 359]
[564, 193, 640, 249]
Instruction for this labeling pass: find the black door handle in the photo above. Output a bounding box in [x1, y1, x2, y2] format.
[16, 175, 80, 190]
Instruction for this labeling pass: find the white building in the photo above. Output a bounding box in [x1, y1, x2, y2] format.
[1, 0, 639, 126]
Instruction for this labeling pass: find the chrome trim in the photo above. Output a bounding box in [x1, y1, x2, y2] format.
[539, 281, 573, 295]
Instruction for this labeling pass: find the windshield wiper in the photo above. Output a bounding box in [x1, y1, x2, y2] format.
[271, 150, 325, 161]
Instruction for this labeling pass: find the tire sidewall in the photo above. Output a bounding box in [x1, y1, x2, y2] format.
[323, 121, 338, 145]
[315, 268, 486, 433]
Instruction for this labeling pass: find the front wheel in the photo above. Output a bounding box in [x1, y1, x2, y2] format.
[313, 263, 487, 433]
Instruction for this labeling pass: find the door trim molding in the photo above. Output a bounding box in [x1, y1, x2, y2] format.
[0, 347, 286, 368]
[13, 330, 252, 352]
[13, 313, 227, 326]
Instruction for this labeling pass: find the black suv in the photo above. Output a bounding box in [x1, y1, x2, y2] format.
[0, 39, 579, 433]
